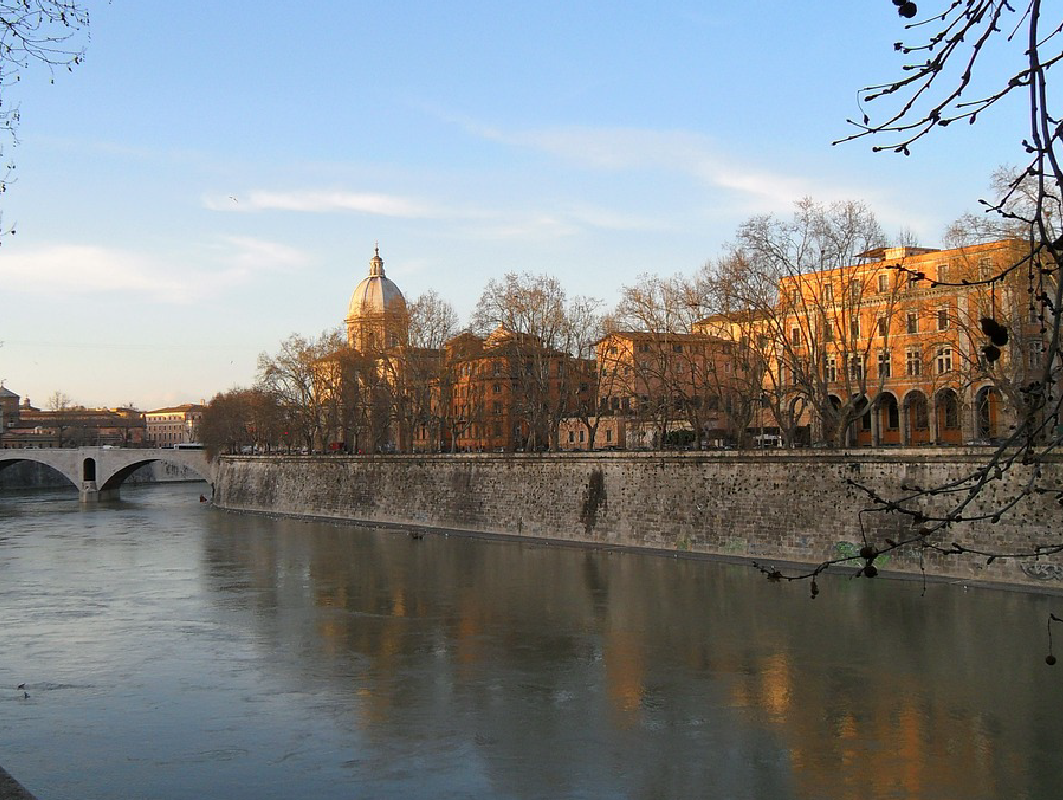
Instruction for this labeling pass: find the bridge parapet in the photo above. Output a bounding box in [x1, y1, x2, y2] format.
[0, 447, 213, 502]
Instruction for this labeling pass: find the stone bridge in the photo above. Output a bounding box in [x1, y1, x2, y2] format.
[0, 447, 214, 502]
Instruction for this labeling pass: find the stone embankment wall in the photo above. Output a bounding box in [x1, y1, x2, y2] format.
[213, 449, 1063, 590]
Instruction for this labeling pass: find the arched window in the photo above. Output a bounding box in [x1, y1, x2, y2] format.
[937, 389, 960, 430]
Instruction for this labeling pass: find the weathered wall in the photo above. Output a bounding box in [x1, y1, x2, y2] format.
[213, 449, 1063, 590]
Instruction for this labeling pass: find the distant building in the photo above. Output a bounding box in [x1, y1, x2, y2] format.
[1, 390, 147, 449]
[0, 385, 18, 434]
[145, 404, 205, 446]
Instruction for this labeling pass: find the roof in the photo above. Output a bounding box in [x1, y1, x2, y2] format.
[598, 330, 729, 344]
[346, 246, 406, 321]
[146, 404, 205, 415]
[0, 386, 18, 399]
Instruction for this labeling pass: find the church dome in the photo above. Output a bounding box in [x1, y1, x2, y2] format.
[346, 245, 407, 321]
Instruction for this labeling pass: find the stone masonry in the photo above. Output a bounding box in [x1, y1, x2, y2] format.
[212, 448, 1063, 590]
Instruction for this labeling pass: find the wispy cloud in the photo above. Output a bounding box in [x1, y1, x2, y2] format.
[483, 125, 832, 211]
[0, 237, 314, 303]
[427, 109, 882, 214]
[203, 189, 439, 218]
[213, 235, 312, 272]
[0, 244, 196, 302]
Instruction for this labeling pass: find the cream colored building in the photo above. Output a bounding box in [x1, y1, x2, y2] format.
[145, 404, 205, 446]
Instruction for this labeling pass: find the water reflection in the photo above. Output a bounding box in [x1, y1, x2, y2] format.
[2, 484, 1061, 799]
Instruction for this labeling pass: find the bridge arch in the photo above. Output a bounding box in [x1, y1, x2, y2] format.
[97, 456, 212, 496]
[0, 448, 213, 502]
[0, 454, 80, 492]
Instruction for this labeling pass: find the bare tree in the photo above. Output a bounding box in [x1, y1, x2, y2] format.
[1, 1, 90, 233]
[199, 387, 284, 456]
[400, 290, 459, 452]
[257, 329, 343, 453]
[759, 3, 1063, 611]
[472, 273, 600, 450]
[46, 389, 74, 446]
[707, 199, 898, 447]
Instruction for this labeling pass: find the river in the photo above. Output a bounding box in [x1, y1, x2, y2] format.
[1, 482, 1061, 799]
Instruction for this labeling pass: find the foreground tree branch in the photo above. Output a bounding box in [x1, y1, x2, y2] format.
[0, 1, 90, 235]
[758, 7, 1063, 656]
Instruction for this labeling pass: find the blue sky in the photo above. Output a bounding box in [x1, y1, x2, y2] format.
[0, 1, 1022, 410]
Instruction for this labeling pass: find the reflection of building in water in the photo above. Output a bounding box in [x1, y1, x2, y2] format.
[727, 647, 1014, 799]
[202, 518, 1056, 799]
[603, 629, 645, 727]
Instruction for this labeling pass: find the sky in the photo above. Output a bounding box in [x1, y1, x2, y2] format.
[0, 1, 1026, 410]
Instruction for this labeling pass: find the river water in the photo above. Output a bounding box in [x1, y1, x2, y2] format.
[1, 482, 1061, 800]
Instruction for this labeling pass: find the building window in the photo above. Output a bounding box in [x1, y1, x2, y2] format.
[936, 346, 952, 374]
[791, 326, 801, 344]
[672, 344, 683, 354]
[492, 401, 502, 414]
[878, 351, 892, 378]
[1028, 340, 1044, 370]
[850, 283, 860, 303]
[850, 356, 864, 381]
[878, 274, 889, 293]
[940, 392, 960, 429]
[493, 383, 502, 394]
[908, 273, 920, 290]
[606, 429, 613, 443]
[936, 263, 949, 284]
[878, 317, 888, 337]
[568, 431, 575, 443]
[826, 355, 837, 383]
[906, 350, 921, 376]
[579, 430, 585, 443]
[850, 317, 860, 339]
[937, 306, 950, 331]
[823, 284, 834, 303]
[979, 256, 993, 279]
[823, 322, 834, 342]
[906, 313, 918, 334]
[638, 343, 651, 353]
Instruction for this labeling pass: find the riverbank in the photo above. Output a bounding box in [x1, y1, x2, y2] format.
[212, 449, 1063, 591]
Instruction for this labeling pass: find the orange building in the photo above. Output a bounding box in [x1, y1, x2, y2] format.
[419, 325, 594, 453]
[697, 239, 1049, 446]
[558, 331, 739, 450]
